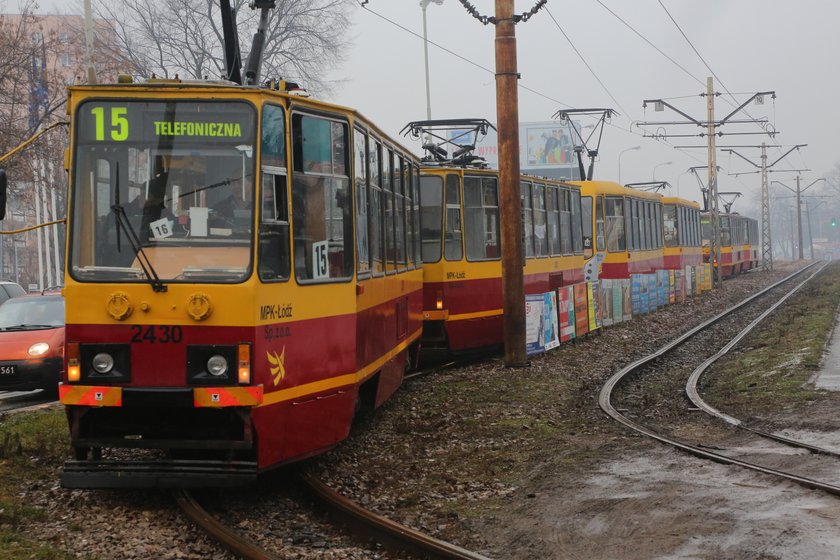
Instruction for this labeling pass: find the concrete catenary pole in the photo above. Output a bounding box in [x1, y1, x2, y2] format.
[795, 175, 804, 260]
[495, 0, 526, 367]
[83, 0, 97, 84]
[706, 77, 721, 287]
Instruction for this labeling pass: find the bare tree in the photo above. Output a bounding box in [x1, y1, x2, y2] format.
[92, 0, 352, 95]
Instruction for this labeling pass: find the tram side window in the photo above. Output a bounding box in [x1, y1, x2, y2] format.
[354, 128, 370, 276]
[605, 196, 626, 252]
[404, 163, 415, 269]
[291, 113, 352, 282]
[520, 181, 535, 258]
[420, 175, 443, 263]
[721, 216, 732, 246]
[595, 195, 605, 252]
[663, 205, 678, 247]
[648, 202, 656, 249]
[259, 104, 289, 281]
[259, 172, 290, 281]
[633, 200, 641, 251]
[624, 198, 634, 251]
[464, 175, 500, 261]
[533, 184, 548, 257]
[571, 190, 583, 254]
[394, 155, 407, 271]
[559, 188, 572, 255]
[640, 201, 649, 250]
[370, 140, 383, 275]
[694, 210, 701, 246]
[654, 204, 663, 248]
[546, 187, 559, 256]
[413, 167, 421, 265]
[444, 174, 463, 261]
[580, 195, 593, 257]
[383, 149, 395, 272]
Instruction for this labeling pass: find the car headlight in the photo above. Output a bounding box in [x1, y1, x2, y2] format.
[28, 342, 49, 357]
[91, 352, 115, 374]
[206, 355, 228, 376]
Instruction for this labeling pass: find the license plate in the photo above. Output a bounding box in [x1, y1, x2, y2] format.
[0, 365, 16, 375]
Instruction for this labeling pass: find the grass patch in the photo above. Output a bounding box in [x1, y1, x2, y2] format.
[0, 408, 75, 560]
[703, 265, 840, 412]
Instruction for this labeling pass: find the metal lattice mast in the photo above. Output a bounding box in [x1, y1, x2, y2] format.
[760, 143, 772, 270]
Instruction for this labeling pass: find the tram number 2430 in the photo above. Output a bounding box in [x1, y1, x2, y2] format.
[130, 325, 184, 344]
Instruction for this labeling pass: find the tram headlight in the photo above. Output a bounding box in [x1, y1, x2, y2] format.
[206, 355, 229, 377]
[91, 352, 115, 374]
[28, 342, 49, 357]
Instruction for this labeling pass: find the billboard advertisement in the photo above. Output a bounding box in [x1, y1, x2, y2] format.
[452, 121, 582, 181]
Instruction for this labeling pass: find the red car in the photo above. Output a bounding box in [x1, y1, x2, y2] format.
[0, 292, 64, 392]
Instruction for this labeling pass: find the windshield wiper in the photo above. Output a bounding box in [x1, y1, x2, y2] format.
[2, 324, 56, 331]
[111, 163, 168, 293]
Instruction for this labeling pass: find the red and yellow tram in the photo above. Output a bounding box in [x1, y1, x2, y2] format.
[57, 79, 423, 488]
[662, 196, 703, 270]
[701, 212, 759, 277]
[575, 180, 664, 279]
[419, 167, 584, 352]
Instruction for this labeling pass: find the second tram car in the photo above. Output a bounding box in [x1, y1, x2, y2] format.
[661, 196, 703, 270]
[418, 166, 585, 352]
[575, 180, 665, 279]
[701, 212, 759, 276]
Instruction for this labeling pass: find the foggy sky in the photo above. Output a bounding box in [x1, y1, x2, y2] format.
[31, 0, 839, 217]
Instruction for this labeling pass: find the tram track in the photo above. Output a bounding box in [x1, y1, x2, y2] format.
[167, 354, 494, 560]
[176, 469, 492, 560]
[599, 262, 840, 496]
[0, 389, 56, 414]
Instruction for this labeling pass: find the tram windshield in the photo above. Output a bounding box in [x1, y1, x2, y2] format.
[69, 100, 256, 284]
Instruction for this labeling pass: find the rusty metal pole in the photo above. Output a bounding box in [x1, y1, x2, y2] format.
[495, 0, 526, 367]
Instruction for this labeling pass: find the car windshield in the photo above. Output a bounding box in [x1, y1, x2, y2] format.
[0, 296, 64, 330]
[69, 99, 257, 284]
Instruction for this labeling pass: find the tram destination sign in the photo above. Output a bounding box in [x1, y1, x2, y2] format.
[76, 100, 254, 145]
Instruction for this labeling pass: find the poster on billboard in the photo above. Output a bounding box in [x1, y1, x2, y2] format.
[461, 121, 582, 181]
[621, 279, 633, 322]
[574, 283, 589, 337]
[525, 294, 544, 356]
[601, 279, 614, 326]
[543, 291, 560, 351]
[525, 292, 560, 355]
[669, 270, 676, 304]
[588, 281, 601, 331]
[558, 286, 576, 342]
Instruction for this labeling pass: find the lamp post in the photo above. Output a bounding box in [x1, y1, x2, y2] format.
[617, 146, 640, 184]
[676, 170, 692, 198]
[420, 0, 444, 122]
[653, 160, 672, 181]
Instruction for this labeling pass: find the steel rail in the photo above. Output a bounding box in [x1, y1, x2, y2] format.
[684, 263, 840, 457]
[597, 263, 840, 496]
[175, 489, 282, 560]
[0, 390, 57, 414]
[299, 470, 494, 560]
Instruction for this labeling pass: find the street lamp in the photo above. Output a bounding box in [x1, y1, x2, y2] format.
[421, 0, 444, 122]
[653, 160, 672, 181]
[617, 146, 640, 184]
[676, 170, 693, 198]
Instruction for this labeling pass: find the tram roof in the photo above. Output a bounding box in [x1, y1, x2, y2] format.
[570, 180, 663, 201]
[661, 196, 701, 209]
[66, 81, 420, 161]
